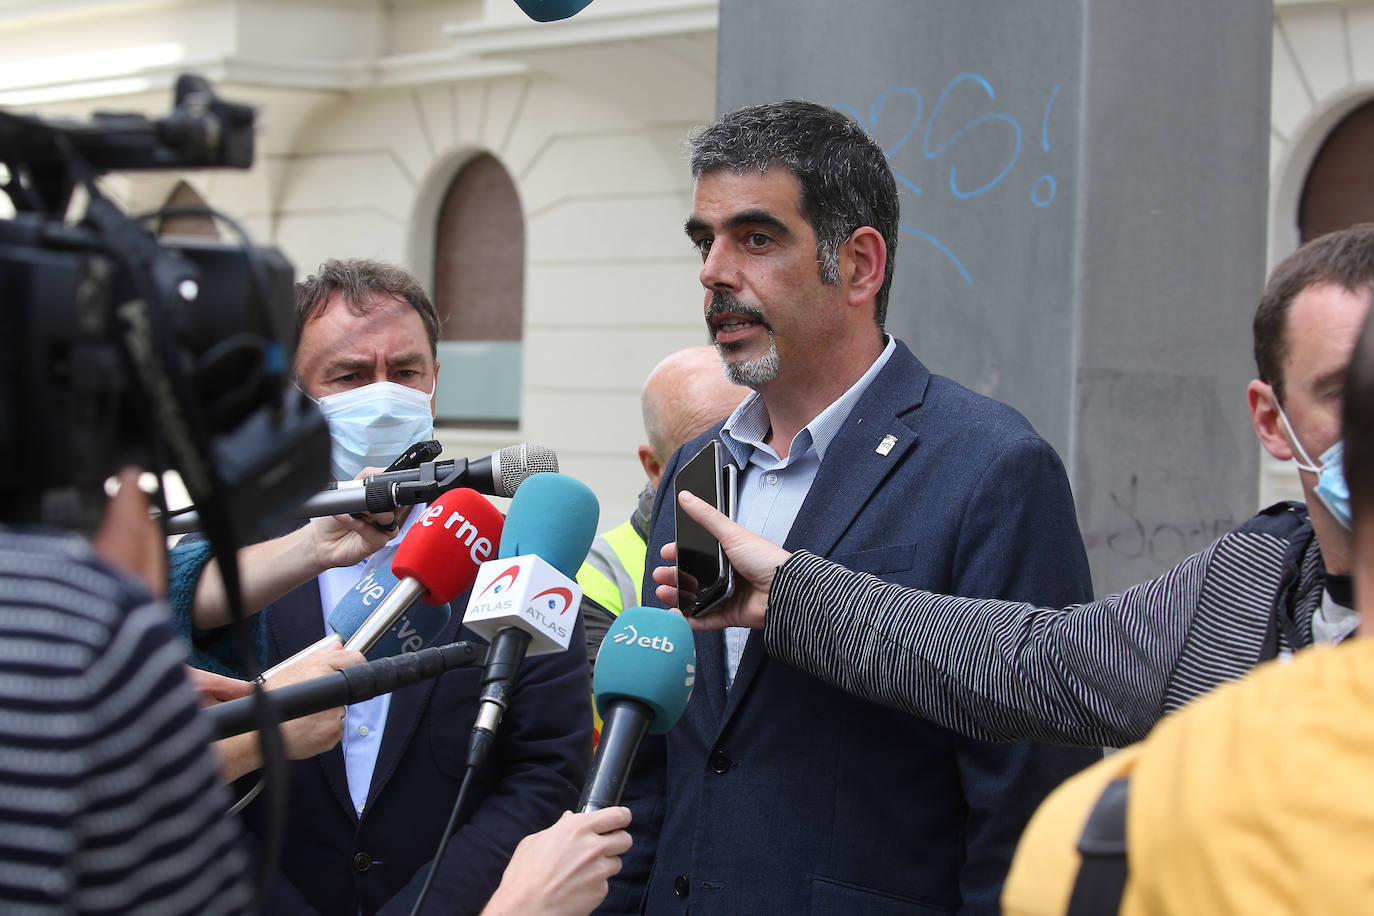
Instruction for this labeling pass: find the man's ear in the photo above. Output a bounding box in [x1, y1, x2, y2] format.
[638, 445, 664, 491]
[1248, 379, 1294, 461]
[843, 227, 887, 308]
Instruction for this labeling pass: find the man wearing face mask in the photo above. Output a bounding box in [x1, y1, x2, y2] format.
[215, 259, 591, 916]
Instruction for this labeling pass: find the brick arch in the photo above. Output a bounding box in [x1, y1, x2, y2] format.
[157, 180, 219, 239]
[433, 153, 524, 342]
[1299, 98, 1374, 243]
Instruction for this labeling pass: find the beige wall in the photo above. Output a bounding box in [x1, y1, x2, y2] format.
[4, 0, 1373, 529]
[0, 0, 717, 531]
[1260, 0, 1374, 508]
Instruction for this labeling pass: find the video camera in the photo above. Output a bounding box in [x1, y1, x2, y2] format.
[0, 74, 331, 539]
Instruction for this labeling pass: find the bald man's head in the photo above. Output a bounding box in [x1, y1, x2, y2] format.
[639, 346, 749, 490]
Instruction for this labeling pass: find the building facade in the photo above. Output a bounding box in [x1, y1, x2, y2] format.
[0, 0, 1368, 537]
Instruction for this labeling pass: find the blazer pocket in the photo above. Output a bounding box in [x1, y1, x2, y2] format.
[828, 541, 916, 576]
[810, 875, 955, 916]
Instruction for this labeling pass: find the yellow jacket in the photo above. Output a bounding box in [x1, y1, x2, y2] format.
[1003, 639, 1374, 915]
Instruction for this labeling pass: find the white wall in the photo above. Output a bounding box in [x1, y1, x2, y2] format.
[1260, 0, 1374, 509]
[8, 0, 1374, 530]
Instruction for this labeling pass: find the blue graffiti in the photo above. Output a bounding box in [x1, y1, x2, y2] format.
[923, 74, 1022, 199]
[845, 75, 1063, 284]
[1040, 84, 1060, 152]
[901, 223, 971, 284]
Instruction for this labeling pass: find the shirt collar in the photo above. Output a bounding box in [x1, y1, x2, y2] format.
[720, 335, 896, 467]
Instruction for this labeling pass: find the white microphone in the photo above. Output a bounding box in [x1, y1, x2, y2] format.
[461, 472, 599, 770]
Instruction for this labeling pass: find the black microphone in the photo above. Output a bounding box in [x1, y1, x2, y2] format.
[206, 640, 487, 740]
[164, 443, 558, 534]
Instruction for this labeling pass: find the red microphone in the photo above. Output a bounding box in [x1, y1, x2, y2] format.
[342, 488, 504, 654]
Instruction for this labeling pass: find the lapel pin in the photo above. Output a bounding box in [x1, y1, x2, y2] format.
[876, 434, 898, 456]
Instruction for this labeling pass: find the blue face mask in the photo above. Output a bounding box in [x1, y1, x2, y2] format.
[1276, 402, 1352, 530]
[315, 381, 435, 480]
[1310, 441, 1352, 531]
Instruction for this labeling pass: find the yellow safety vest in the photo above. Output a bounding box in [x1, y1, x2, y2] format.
[576, 519, 647, 616]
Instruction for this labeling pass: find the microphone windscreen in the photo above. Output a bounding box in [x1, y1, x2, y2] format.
[497, 472, 599, 577]
[490, 443, 559, 498]
[395, 488, 505, 602]
[593, 606, 695, 735]
[512, 0, 594, 22]
[327, 547, 453, 658]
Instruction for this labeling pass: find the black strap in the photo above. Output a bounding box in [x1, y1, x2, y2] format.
[1066, 777, 1130, 916]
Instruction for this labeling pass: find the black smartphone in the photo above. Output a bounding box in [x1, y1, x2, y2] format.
[673, 440, 736, 617]
[382, 439, 443, 474]
[349, 439, 442, 519]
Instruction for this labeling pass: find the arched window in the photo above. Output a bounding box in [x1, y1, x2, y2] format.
[432, 153, 524, 426]
[157, 181, 219, 239]
[1299, 99, 1374, 242]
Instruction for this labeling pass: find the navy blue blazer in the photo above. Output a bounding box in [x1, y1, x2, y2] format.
[602, 340, 1100, 916]
[237, 576, 593, 915]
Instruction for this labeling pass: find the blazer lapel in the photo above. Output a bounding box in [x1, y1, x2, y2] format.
[783, 342, 928, 558]
[718, 342, 930, 726]
[265, 581, 358, 823]
[363, 605, 459, 808]
[694, 626, 728, 723]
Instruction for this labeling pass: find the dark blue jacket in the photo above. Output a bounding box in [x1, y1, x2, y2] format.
[603, 340, 1099, 916]
[238, 577, 593, 915]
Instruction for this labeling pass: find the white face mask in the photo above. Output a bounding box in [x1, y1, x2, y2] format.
[314, 380, 435, 480]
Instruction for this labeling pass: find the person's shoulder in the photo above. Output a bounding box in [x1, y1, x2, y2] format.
[925, 373, 1038, 431]
[1127, 642, 1374, 911]
[1230, 499, 1311, 539]
[901, 370, 1051, 467]
[0, 528, 185, 709]
[0, 526, 152, 621]
[875, 339, 1039, 440]
[1002, 747, 1141, 916]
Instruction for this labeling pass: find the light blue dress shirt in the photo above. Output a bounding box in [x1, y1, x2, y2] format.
[317, 507, 426, 816]
[716, 336, 896, 687]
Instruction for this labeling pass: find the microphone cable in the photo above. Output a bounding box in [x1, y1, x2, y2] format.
[407, 762, 480, 916]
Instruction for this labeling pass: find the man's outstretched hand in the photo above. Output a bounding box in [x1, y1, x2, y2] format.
[652, 490, 790, 630]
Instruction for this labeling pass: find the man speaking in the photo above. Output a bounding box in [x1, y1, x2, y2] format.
[601, 100, 1098, 915]
[656, 225, 1374, 751]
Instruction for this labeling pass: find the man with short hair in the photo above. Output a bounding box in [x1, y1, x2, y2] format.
[576, 346, 747, 667]
[603, 101, 1098, 915]
[218, 258, 592, 915]
[657, 225, 1374, 750]
[999, 254, 1374, 916]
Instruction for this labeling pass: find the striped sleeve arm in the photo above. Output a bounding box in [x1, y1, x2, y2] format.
[0, 538, 252, 915]
[764, 546, 1217, 747]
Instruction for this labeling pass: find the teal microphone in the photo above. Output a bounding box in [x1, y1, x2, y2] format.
[466, 472, 600, 770]
[512, 0, 594, 21]
[495, 471, 599, 578]
[579, 606, 696, 811]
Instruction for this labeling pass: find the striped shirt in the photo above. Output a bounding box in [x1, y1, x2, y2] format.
[0, 528, 252, 915]
[765, 502, 1325, 748]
